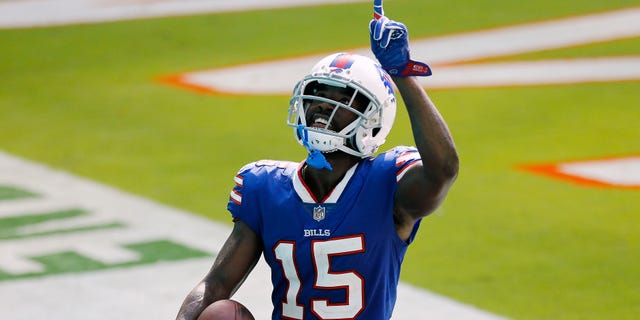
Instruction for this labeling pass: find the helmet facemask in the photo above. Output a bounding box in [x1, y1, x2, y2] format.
[287, 53, 397, 160]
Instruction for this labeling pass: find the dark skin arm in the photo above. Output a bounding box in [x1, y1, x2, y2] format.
[175, 221, 262, 320]
[392, 76, 459, 241]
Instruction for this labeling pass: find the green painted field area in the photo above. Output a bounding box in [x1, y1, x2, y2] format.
[1, 1, 639, 319]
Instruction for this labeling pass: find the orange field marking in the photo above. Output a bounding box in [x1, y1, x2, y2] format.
[519, 155, 640, 190]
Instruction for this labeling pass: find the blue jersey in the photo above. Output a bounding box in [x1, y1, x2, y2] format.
[227, 146, 422, 320]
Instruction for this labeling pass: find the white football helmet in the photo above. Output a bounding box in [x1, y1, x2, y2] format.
[287, 52, 397, 157]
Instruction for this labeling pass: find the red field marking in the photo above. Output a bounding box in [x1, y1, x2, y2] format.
[519, 155, 640, 190]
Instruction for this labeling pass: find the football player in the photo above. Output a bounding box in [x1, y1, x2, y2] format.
[176, 14, 459, 320]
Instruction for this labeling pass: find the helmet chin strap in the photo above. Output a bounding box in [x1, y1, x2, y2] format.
[296, 126, 333, 170]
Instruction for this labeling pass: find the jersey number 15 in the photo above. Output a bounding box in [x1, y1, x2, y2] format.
[274, 235, 365, 319]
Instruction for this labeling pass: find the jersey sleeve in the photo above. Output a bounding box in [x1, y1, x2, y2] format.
[388, 146, 422, 182]
[394, 146, 423, 244]
[226, 160, 297, 238]
[226, 162, 262, 236]
[377, 146, 424, 244]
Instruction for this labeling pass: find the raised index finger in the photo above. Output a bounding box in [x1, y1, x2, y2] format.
[373, 0, 384, 20]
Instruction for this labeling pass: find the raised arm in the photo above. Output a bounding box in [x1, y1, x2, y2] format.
[369, 14, 459, 239]
[393, 77, 458, 228]
[176, 220, 262, 320]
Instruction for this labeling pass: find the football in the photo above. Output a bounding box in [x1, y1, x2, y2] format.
[197, 299, 255, 320]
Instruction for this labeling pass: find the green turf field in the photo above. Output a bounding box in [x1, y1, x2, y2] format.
[1, 0, 639, 319]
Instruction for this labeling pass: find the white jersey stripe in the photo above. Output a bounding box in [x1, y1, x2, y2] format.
[396, 160, 422, 182]
[230, 189, 242, 205]
[234, 175, 243, 187]
[396, 151, 421, 166]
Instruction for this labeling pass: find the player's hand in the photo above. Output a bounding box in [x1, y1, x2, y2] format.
[369, 16, 432, 77]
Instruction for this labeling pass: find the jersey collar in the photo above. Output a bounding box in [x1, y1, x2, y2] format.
[292, 161, 359, 204]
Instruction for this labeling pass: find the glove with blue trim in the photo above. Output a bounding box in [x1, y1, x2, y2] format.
[369, 16, 432, 77]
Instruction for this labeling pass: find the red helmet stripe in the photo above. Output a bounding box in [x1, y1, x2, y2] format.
[329, 53, 356, 69]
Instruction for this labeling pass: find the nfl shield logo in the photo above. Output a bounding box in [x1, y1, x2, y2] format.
[313, 206, 326, 222]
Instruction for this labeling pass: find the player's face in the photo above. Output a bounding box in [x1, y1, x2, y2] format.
[305, 84, 366, 133]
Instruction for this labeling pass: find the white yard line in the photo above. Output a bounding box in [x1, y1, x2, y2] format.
[418, 7, 640, 64]
[420, 57, 640, 89]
